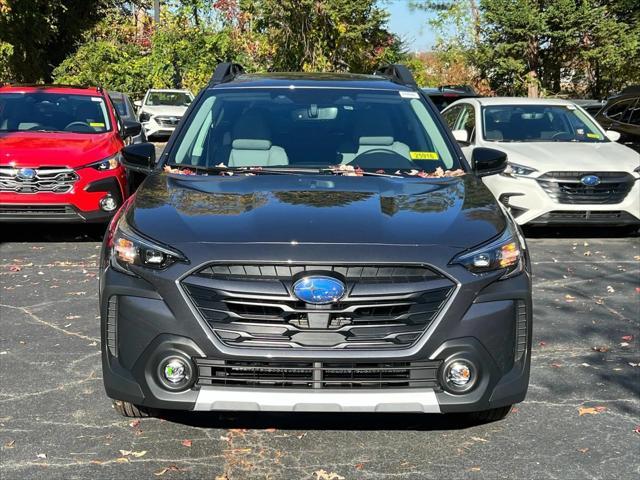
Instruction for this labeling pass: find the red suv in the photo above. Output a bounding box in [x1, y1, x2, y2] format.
[0, 85, 141, 222]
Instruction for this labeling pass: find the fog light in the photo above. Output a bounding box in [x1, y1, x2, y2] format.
[442, 359, 477, 393]
[163, 359, 187, 383]
[447, 362, 471, 386]
[100, 195, 118, 212]
[157, 356, 193, 391]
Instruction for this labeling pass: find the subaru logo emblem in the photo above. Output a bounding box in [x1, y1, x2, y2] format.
[16, 168, 36, 180]
[580, 175, 600, 186]
[293, 276, 346, 305]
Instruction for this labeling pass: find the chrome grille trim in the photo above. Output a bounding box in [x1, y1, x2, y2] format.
[0, 167, 79, 194]
[537, 171, 634, 205]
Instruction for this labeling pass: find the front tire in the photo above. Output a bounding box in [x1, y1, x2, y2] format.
[112, 399, 151, 418]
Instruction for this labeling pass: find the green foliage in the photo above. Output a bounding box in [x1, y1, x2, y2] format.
[0, 41, 12, 81]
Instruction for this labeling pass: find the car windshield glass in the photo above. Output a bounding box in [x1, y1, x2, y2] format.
[0, 92, 111, 134]
[482, 104, 606, 143]
[169, 88, 459, 173]
[145, 91, 192, 107]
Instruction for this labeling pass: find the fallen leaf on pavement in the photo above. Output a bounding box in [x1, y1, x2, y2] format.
[215, 475, 230, 480]
[115, 457, 129, 464]
[622, 335, 634, 342]
[119, 449, 147, 458]
[583, 251, 592, 256]
[606, 285, 615, 293]
[578, 406, 606, 416]
[551, 363, 562, 368]
[4, 440, 15, 448]
[591, 346, 609, 353]
[90, 460, 105, 465]
[620, 342, 630, 347]
[154, 465, 184, 476]
[469, 467, 481, 472]
[314, 470, 345, 480]
[181, 439, 192, 447]
[36, 453, 47, 459]
[9, 265, 21, 272]
[355, 462, 365, 470]
[564, 294, 576, 302]
[578, 448, 589, 453]
[129, 419, 141, 428]
[634, 425, 640, 434]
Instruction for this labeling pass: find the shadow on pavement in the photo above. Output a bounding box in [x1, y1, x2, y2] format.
[0, 222, 107, 243]
[158, 410, 489, 432]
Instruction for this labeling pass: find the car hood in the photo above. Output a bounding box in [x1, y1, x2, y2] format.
[140, 106, 188, 117]
[128, 173, 506, 249]
[0, 131, 120, 168]
[490, 141, 640, 173]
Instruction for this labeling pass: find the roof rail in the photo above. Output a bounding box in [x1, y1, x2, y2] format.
[373, 64, 417, 88]
[620, 84, 640, 95]
[209, 62, 244, 86]
[1, 83, 100, 90]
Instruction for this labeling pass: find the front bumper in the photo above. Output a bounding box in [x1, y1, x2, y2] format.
[0, 167, 126, 223]
[483, 174, 640, 226]
[142, 118, 177, 137]
[100, 243, 532, 414]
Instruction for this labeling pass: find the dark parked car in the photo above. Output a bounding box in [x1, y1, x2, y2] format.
[595, 85, 640, 152]
[109, 91, 147, 144]
[422, 85, 479, 111]
[570, 99, 605, 116]
[100, 63, 532, 423]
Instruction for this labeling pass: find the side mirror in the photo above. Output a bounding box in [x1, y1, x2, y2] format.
[122, 120, 142, 139]
[134, 100, 142, 108]
[452, 129, 469, 144]
[121, 143, 156, 175]
[605, 130, 621, 142]
[472, 147, 507, 177]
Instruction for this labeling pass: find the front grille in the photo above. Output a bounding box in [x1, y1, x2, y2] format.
[182, 263, 455, 350]
[155, 116, 181, 127]
[195, 359, 442, 389]
[0, 204, 75, 215]
[537, 171, 633, 204]
[530, 210, 638, 224]
[0, 167, 79, 194]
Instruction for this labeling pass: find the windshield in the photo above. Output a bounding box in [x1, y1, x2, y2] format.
[145, 91, 192, 107]
[0, 92, 112, 134]
[169, 88, 460, 174]
[482, 104, 606, 143]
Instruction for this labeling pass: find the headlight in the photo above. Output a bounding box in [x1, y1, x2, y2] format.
[140, 112, 151, 122]
[451, 225, 524, 279]
[502, 163, 537, 177]
[110, 215, 186, 274]
[88, 153, 121, 171]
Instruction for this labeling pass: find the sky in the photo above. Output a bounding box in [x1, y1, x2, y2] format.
[386, 0, 437, 52]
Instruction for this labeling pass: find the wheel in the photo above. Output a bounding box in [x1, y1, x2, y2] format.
[112, 399, 151, 418]
[466, 405, 513, 423]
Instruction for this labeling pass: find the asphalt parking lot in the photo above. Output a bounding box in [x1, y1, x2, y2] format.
[0, 224, 639, 480]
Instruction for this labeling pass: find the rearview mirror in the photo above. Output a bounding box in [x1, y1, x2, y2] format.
[472, 147, 507, 177]
[121, 143, 156, 175]
[122, 120, 142, 139]
[452, 129, 469, 144]
[605, 130, 621, 142]
[134, 100, 142, 108]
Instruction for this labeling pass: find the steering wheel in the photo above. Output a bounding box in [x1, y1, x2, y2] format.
[347, 148, 415, 170]
[550, 131, 572, 141]
[64, 121, 93, 132]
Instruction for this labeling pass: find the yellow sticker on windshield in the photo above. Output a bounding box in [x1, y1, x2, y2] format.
[410, 151, 439, 160]
[586, 133, 600, 139]
[89, 122, 105, 127]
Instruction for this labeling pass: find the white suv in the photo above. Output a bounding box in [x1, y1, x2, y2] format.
[442, 97, 640, 228]
[135, 89, 194, 138]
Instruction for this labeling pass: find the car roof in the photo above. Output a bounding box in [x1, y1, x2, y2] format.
[147, 89, 192, 93]
[461, 96, 579, 107]
[209, 73, 415, 91]
[0, 84, 103, 96]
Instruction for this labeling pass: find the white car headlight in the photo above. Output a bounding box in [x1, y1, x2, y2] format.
[502, 162, 537, 177]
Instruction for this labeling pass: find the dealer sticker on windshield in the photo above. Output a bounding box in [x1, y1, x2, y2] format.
[410, 151, 439, 160]
[89, 122, 105, 127]
[399, 91, 420, 99]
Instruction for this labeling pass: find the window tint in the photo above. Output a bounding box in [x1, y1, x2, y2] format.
[626, 98, 640, 126]
[170, 88, 460, 172]
[456, 104, 476, 142]
[604, 98, 635, 123]
[442, 105, 462, 130]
